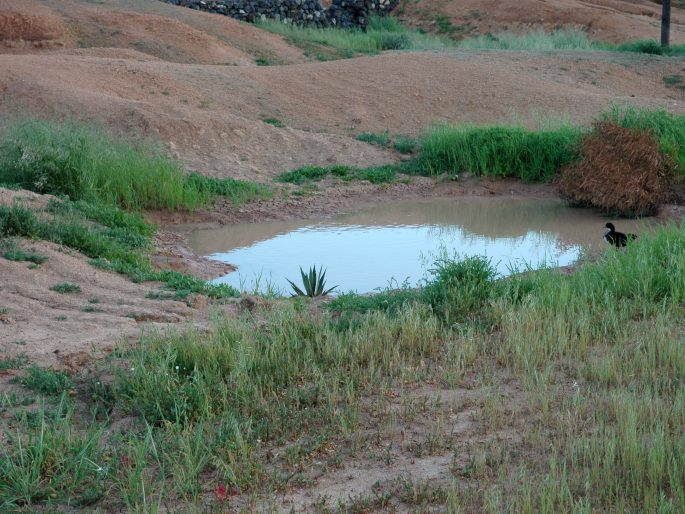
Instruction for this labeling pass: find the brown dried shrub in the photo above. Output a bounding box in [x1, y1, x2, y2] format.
[557, 121, 675, 216]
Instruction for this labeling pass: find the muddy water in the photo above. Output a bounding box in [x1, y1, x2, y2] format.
[188, 197, 649, 294]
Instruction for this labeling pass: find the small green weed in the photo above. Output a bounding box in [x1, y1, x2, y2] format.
[356, 130, 391, 146]
[393, 136, 418, 154]
[663, 74, 685, 91]
[19, 365, 73, 395]
[50, 283, 81, 294]
[0, 353, 28, 371]
[2, 245, 47, 265]
[262, 117, 285, 128]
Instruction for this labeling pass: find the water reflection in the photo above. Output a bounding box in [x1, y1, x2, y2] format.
[188, 197, 648, 294]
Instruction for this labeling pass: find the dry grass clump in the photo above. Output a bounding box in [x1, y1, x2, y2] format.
[557, 121, 675, 216]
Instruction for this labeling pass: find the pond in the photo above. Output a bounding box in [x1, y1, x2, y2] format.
[187, 197, 647, 294]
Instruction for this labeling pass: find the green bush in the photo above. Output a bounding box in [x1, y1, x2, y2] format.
[49, 283, 81, 294]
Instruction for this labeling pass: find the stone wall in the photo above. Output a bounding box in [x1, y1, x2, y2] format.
[160, 0, 399, 29]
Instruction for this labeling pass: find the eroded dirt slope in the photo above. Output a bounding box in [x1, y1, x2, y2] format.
[2, 48, 684, 181]
[398, 0, 685, 43]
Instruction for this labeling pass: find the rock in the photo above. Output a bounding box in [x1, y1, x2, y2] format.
[157, 0, 400, 30]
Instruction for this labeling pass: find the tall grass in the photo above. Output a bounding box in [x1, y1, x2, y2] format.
[417, 123, 581, 181]
[256, 15, 450, 60]
[0, 119, 204, 210]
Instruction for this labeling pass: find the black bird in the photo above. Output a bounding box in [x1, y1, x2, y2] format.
[604, 222, 637, 247]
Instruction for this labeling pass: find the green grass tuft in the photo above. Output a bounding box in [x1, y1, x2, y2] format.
[49, 283, 81, 294]
[356, 130, 391, 146]
[185, 173, 271, 206]
[262, 117, 285, 128]
[19, 366, 73, 395]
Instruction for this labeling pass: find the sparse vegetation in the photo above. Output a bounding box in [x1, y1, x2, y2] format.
[0, 202, 237, 299]
[0, 353, 28, 371]
[457, 27, 597, 51]
[1, 240, 47, 264]
[456, 29, 685, 55]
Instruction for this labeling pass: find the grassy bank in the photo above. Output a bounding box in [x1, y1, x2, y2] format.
[0, 119, 274, 298]
[0, 201, 237, 298]
[3, 220, 685, 510]
[413, 107, 685, 181]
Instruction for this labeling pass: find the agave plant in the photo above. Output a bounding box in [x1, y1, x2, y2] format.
[287, 266, 337, 297]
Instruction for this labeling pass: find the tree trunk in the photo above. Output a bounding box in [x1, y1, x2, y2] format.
[662, 0, 671, 48]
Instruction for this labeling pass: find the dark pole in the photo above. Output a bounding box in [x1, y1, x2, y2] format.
[662, 0, 671, 48]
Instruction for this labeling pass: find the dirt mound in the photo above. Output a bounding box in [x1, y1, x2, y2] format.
[10, 0, 306, 66]
[557, 121, 675, 216]
[0, 0, 72, 49]
[397, 0, 685, 43]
